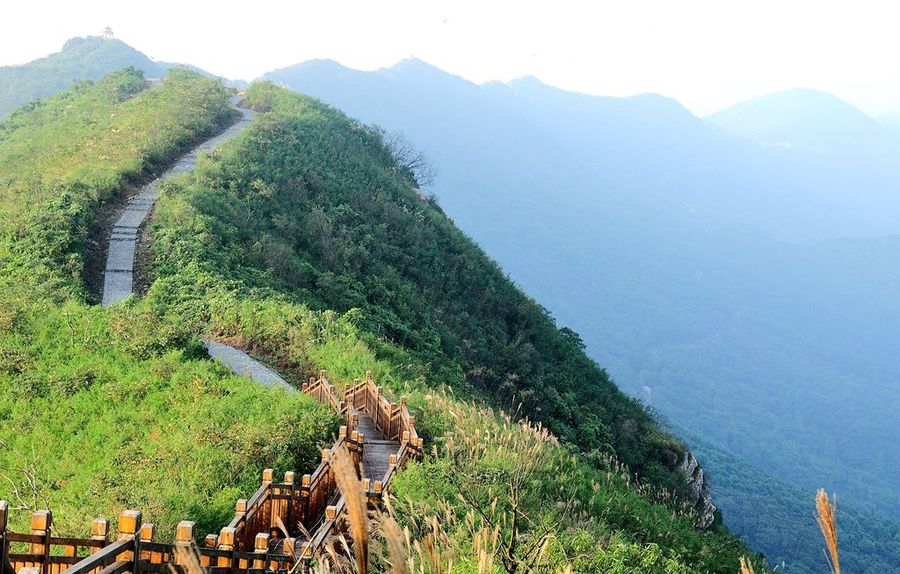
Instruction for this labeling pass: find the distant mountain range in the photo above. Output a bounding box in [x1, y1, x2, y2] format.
[0, 36, 242, 119]
[264, 58, 900, 573]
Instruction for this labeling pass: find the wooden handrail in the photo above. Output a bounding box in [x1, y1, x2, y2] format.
[96, 562, 129, 574]
[58, 540, 132, 574]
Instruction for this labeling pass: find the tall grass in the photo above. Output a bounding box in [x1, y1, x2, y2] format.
[332, 447, 368, 574]
[816, 490, 840, 574]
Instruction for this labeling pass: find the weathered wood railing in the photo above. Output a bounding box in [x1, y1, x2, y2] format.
[1, 370, 421, 574]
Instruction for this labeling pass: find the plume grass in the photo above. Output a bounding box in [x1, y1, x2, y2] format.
[333, 446, 368, 574]
[816, 489, 840, 574]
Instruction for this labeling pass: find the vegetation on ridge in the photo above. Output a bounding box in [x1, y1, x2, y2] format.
[139, 80, 763, 571]
[0, 69, 338, 537]
[0, 36, 166, 120]
[0, 70, 766, 571]
[152, 81, 689, 494]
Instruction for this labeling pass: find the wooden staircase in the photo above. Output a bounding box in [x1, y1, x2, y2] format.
[0, 371, 421, 574]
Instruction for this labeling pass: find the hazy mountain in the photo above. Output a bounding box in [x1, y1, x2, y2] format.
[0, 37, 241, 120]
[264, 59, 900, 571]
[707, 88, 895, 151]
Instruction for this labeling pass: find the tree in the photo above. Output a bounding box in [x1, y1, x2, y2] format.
[376, 127, 436, 189]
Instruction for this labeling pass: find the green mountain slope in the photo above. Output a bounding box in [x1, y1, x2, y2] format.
[0, 71, 767, 572]
[0, 69, 339, 537]
[139, 80, 765, 572]
[259, 59, 900, 573]
[678, 428, 900, 574]
[151, 81, 689, 493]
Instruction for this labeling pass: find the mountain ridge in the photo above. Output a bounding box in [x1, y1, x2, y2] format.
[0, 36, 242, 120]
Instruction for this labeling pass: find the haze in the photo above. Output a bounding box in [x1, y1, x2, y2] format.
[4, 0, 900, 116]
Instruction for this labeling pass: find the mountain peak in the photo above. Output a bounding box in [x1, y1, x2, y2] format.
[707, 87, 886, 150]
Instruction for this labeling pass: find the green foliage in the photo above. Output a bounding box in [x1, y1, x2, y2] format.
[0, 291, 339, 538]
[153, 81, 689, 496]
[388, 397, 762, 573]
[0, 66, 234, 298]
[0, 71, 341, 540]
[135, 80, 764, 571]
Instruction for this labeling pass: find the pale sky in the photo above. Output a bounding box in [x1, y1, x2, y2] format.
[3, 0, 900, 116]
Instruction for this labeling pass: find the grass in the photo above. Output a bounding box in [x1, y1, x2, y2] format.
[816, 490, 840, 574]
[0, 70, 339, 539]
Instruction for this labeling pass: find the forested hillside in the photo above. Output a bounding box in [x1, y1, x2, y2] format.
[141, 79, 765, 571]
[152, 81, 692, 493]
[678, 428, 900, 574]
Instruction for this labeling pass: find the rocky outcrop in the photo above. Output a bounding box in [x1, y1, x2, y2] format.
[678, 451, 716, 529]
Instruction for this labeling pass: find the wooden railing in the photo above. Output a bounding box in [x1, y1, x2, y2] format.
[1, 370, 421, 574]
[298, 371, 422, 562]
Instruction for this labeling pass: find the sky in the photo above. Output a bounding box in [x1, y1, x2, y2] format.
[2, 0, 900, 116]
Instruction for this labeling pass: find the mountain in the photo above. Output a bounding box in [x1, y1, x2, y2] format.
[0, 36, 239, 120]
[263, 59, 900, 572]
[0, 70, 765, 573]
[708, 89, 889, 148]
[679, 426, 900, 574]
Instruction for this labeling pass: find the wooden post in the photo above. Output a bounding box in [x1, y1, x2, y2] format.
[29, 511, 51, 574]
[373, 386, 381, 430]
[284, 472, 295, 534]
[283, 538, 296, 561]
[217, 528, 235, 571]
[252, 534, 268, 570]
[0, 501, 8, 574]
[174, 522, 195, 569]
[201, 535, 217, 568]
[90, 519, 109, 554]
[175, 521, 195, 545]
[139, 524, 156, 563]
[300, 474, 311, 527]
[117, 510, 141, 574]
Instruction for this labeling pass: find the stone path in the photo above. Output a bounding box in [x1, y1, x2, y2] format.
[203, 340, 295, 392]
[101, 98, 255, 306]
